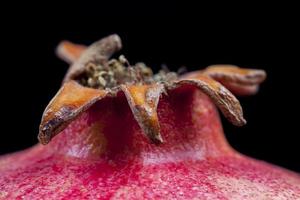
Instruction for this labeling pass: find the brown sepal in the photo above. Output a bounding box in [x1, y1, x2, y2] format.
[56, 41, 86, 64]
[63, 34, 122, 83]
[172, 75, 246, 126]
[38, 81, 108, 144]
[183, 65, 266, 96]
[121, 84, 164, 143]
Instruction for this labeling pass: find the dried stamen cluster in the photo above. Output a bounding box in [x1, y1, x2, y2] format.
[76, 56, 177, 89]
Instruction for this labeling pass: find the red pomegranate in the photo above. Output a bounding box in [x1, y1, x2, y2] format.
[1, 34, 299, 199]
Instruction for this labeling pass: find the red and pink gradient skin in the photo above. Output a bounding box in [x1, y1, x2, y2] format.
[1, 86, 300, 199]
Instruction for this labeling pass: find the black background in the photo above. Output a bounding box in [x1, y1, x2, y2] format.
[1, 2, 299, 172]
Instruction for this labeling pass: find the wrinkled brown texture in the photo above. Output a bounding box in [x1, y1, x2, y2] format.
[183, 65, 267, 96]
[173, 75, 246, 126]
[39, 81, 108, 144]
[203, 65, 266, 84]
[121, 84, 165, 143]
[38, 34, 266, 145]
[63, 34, 122, 83]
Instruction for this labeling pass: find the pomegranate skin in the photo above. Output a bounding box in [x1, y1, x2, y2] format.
[1, 86, 300, 199]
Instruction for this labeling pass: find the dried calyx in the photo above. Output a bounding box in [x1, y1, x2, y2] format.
[38, 34, 266, 145]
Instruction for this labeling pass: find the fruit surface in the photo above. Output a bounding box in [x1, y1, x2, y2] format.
[1, 86, 299, 199]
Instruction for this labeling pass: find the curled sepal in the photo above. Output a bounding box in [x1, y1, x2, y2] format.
[204, 65, 266, 96]
[63, 34, 122, 83]
[203, 65, 266, 84]
[38, 81, 108, 144]
[217, 82, 260, 96]
[56, 41, 86, 64]
[183, 65, 266, 96]
[121, 84, 164, 144]
[171, 75, 246, 126]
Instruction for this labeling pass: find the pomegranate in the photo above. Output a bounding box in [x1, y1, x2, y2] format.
[0, 34, 299, 199]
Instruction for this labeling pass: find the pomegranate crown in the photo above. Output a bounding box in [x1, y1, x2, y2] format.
[38, 34, 266, 145]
